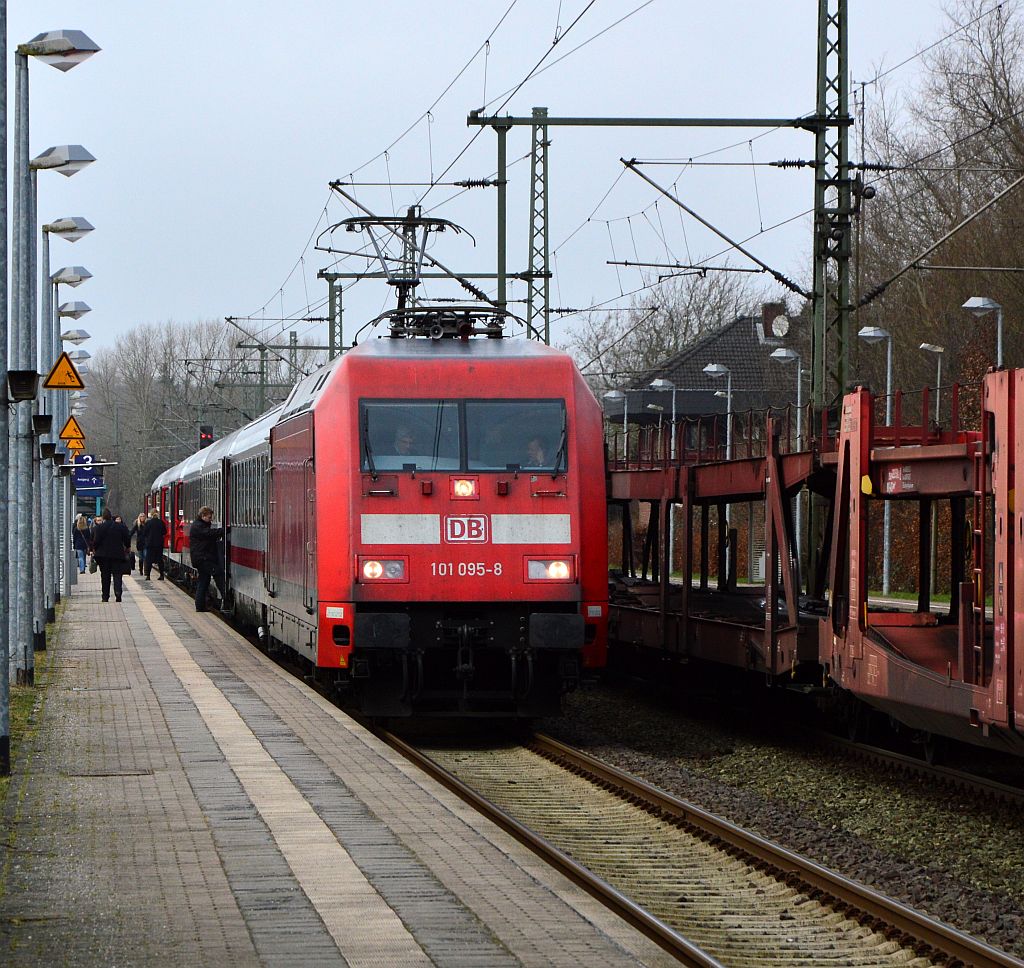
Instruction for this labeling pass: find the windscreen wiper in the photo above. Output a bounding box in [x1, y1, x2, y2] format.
[362, 409, 377, 479]
[551, 411, 567, 478]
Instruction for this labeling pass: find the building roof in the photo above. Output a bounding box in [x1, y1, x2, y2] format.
[604, 305, 801, 423]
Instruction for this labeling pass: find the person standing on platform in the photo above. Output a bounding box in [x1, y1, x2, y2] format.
[72, 515, 92, 573]
[92, 509, 131, 603]
[129, 512, 147, 574]
[189, 506, 227, 613]
[141, 509, 167, 581]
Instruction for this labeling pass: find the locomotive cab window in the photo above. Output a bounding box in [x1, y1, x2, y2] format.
[467, 400, 566, 472]
[360, 400, 461, 472]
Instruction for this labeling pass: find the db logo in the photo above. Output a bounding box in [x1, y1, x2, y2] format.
[445, 515, 488, 543]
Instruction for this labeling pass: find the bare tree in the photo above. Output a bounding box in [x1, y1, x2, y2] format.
[81, 319, 326, 514]
[856, 0, 1024, 404]
[562, 269, 771, 390]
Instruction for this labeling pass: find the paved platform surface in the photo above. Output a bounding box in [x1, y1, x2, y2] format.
[1, 572, 675, 967]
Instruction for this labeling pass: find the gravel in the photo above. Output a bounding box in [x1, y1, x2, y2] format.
[541, 677, 1024, 961]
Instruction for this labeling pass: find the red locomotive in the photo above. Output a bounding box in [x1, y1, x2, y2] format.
[149, 307, 608, 716]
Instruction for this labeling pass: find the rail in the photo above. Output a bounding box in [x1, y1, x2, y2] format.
[379, 729, 723, 967]
[530, 734, 1020, 968]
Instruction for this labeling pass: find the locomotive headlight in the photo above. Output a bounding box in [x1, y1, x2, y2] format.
[359, 557, 408, 582]
[451, 477, 478, 499]
[526, 557, 575, 581]
[547, 560, 570, 580]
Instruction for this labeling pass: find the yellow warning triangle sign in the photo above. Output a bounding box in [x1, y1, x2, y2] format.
[42, 351, 85, 390]
[67, 441, 85, 455]
[59, 415, 85, 441]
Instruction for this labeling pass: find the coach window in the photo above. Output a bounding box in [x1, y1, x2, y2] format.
[466, 400, 566, 472]
[360, 400, 460, 472]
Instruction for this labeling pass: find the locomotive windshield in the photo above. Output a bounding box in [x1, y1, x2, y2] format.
[359, 398, 566, 473]
[465, 400, 565, 471]
[362, 400, 461, 471]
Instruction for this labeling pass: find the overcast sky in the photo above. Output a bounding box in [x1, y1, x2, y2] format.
[13, 1, 954, 357]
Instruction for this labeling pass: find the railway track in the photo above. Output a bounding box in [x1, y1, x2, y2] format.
[813, 732, 1024, 810]
[383, 729, 1021, 968]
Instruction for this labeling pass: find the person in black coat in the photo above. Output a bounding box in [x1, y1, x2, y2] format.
[92, 508, 132, 603]
[141, 509, 167, 581]
[189, 506, 227, 612]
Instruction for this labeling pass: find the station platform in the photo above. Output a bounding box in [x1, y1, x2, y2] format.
[1, 572, 673, 967]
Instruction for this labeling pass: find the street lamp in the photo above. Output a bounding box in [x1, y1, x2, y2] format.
[962, 296, 1003, 367]
[649, 378, 677, 460]
[919, 342, 945, 594]
[919, 342, 944, 422]
[771, 347, 804, 565]
[38, 211, 93, 633]
[13, 27, 101, 689]
[703, 363, 732, 459]
[859, 325, 893, 595]
[770, 348, 803, 448]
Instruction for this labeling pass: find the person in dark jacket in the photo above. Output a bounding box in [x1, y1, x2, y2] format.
[72, 514, 92, 573]
[141, 509, 167, 581]
[189, 506, 227, 612]
[92, 508, 132, 603]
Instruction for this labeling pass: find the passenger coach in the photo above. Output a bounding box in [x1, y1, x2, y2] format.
[149, 309, 608, 716]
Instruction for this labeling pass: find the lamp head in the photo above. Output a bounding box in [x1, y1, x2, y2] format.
[51, 266, 92, 287]
[19, 30, 100, 71]
[703, 362, 730, 379]
[919, 342, 944, 355]
[858, 325, 890, 344]
[31, 144, 95, 177]
[58, 301, 91, 320]
[962, 296, 1001, 317]
[40, 442, 58, 460]
[770, 348, 799, 364]
[32, 414, 54, 436]
[41, 217, 94, 242]
[649, 378, 673, 389]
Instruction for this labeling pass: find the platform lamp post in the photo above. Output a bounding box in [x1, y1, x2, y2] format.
[59, 327, 90, 597]
[702, 363, 732, 459]
[9, 31, 99, 689]
[961, 296, 1003, 368]
[771, 347, 803, 576]
[859, 325, 893, 596]
[50, 266, 91, 602]
[704, 364, 732, 584]
[37, 204, 93, 626]
[649, 379, 678, 578]
[920, 342, 944, 594]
